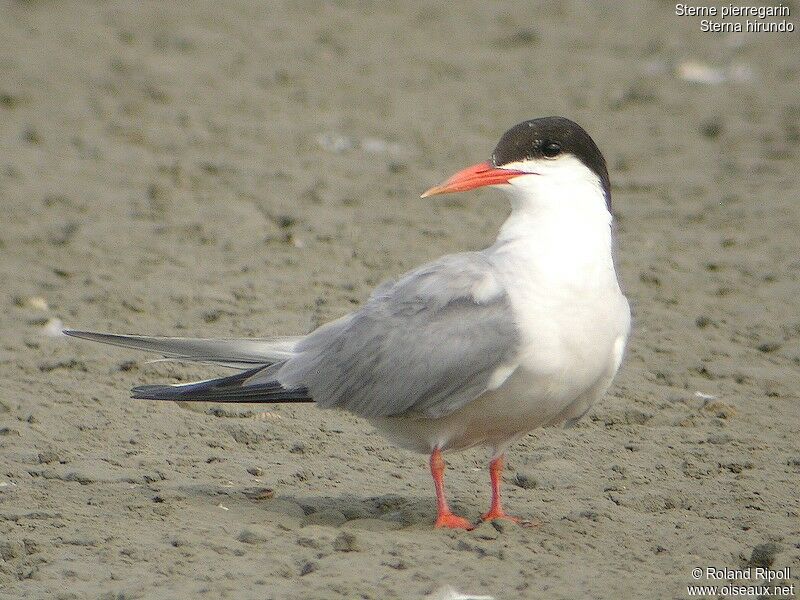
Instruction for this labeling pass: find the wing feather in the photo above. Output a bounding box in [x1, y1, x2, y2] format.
[275, 252, 521, 419]
[130, 365, 312, 402]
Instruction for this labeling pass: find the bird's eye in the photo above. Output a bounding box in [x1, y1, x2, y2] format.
[542, 142, 561, 158]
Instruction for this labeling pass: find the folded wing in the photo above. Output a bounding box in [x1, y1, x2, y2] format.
[274, 252, 521, 419]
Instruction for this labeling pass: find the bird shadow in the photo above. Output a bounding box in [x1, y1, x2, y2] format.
[170, 482, 475, 530]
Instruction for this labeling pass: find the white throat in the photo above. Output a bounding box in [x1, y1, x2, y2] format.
[489, 159, 617, 290]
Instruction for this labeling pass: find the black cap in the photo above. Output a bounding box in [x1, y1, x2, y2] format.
[491, 117, 610, 209]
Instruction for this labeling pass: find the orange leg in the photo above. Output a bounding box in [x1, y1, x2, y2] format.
[430, 448, 473, 530]
[480, 455, 521, 523]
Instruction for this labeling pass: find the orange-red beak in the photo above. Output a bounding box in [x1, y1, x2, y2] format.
[421, 161, 526, 198]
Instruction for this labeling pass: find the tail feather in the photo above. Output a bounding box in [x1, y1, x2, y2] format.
[64, 330, 300, 369]
[130, 366, 313, 403]
[65, 329, 313, 404]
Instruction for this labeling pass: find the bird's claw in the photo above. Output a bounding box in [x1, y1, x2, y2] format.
[434, 512, 474, 530]
[480, 509, 522, 524]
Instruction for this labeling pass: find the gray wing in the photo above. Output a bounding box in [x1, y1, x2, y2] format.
[273, 252, 521, 419]
[63, 330, 300, 369]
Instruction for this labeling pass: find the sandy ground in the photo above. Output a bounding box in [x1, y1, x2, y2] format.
[2, 1, 800, 598]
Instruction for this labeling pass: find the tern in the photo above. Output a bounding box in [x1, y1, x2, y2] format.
[66, 117, 631, 529]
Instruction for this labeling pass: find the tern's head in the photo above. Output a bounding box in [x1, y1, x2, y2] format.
[422, 117, 610, 212]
